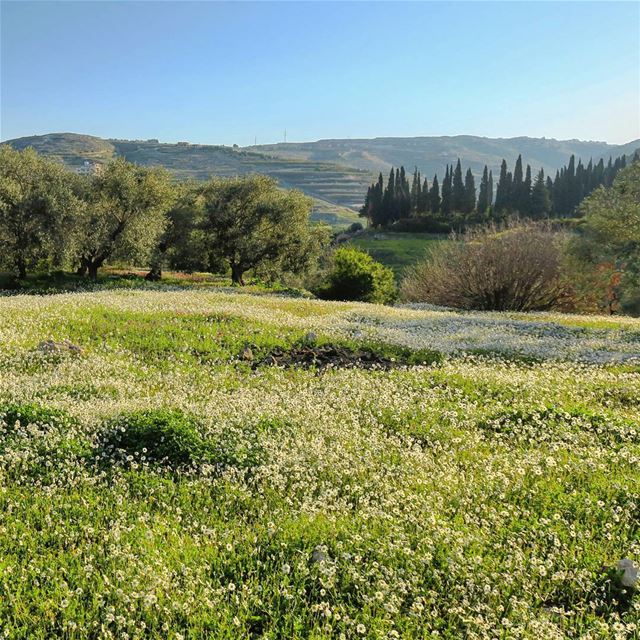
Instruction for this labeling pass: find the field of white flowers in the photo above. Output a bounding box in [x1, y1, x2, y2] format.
[0, 289, 638, 639]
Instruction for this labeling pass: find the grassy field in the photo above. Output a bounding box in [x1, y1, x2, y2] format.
[0, 288, 639, 639]
[348, 231, 445, 277]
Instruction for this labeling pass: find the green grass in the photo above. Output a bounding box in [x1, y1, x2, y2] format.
[0, 289, 638, 638]
[349, 230, 445, 277]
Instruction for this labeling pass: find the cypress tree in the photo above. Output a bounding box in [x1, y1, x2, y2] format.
[398, 166, 411, 219]
[441, 166, 452, 216]
[410, 167, 421, 215]
[494, 159, 510, 212]
[488, 170, 493, 212]
[452, 159, 465, 212]
[381, 168, 395, 227]
[522, 164, 532, 215]
[477, 165, 490, 215]
[512, 154, 524, 212]
[371, 172, 384, 227]
[530, 168, 550, 219]
[463, 168, 476, 214]
[429, 175, 440, 214]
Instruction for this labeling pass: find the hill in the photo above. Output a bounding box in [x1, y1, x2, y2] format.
[3, 133, 371, 226]
[247, 134, 639, 179]
[5, 132, 638, 226]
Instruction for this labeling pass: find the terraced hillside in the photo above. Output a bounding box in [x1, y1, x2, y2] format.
[4, 133, 372, 226]
[0, 287, 638, 639]
[249, 135, 640, 179]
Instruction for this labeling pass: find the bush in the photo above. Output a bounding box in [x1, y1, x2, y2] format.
[316, 246, 396, 304]
[100, 409, 210, 467]
[400, 220, 567, 311]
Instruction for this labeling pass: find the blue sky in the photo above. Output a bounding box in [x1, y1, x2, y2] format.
[1, 1, 638, 145]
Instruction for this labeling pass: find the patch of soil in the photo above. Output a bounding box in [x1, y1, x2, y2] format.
[253, 344, 404, 370]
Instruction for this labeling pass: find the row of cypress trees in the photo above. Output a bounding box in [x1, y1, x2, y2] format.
[360, 151, 635, 228]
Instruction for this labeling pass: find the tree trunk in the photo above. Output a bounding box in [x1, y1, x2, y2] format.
[88, 262, 99, 280]
[145, 266, 162, 281]
[230, 263, 245, 286]
[86, 256, 105, 280]
[76, 257, 89, 277]
[16, 258, 26, 280]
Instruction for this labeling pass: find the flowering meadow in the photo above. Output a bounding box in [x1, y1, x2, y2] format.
[0, 289, 638, 639]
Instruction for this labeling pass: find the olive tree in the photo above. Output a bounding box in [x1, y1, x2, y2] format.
[145, 181, 206, 280]
[0, 146, 79, 277]
[73, 159, 174, 278]
[201, 175, 323, 285]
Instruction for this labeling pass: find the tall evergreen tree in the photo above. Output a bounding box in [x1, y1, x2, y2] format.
[452, 159, 465, 212]
[463, 168, 476, 214]
[381, 168, 395, 227]
[522, 164, 532, 215]
[488, 170, 493, 212]
[398, 166, 411, 219]
[494, 159, 510, 212]
[410, 168, 421, 215]
[429, 175, 440, 214]
[530, 168, 551, 219]
[512, 154, 524, 212]
[441, 166, 452, 216]
[477, 165, 491, 215]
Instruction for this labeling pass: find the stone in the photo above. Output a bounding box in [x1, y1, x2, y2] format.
[37, 339, 83, 355]
[617, 558, 638, 588]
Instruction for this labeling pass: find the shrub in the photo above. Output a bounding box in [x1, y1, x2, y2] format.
[316, 246, 396, 304]
[100, 409, 210, 467]
[400, 220, 567, 311]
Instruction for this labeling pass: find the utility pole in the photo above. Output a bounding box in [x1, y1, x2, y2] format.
[284, 129, 287, 143]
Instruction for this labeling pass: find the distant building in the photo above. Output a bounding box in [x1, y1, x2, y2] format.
[75, 160, 103, 176]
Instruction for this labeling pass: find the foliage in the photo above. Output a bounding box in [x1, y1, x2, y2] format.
[360, 151, 634, 229]
[570, 162, 640, 315]
[146, 180, 207, 279]
[316, 245, 396, 304]
[100, 409, 210, 467]
[0, 402, 77, 433]
[201, 175, 328, 285]
[72, 158, 175, 278]
[0, 146, 79, 277]
[401, 220, 568, 311]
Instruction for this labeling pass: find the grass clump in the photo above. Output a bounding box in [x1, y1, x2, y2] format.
[100, 409, 210, 468]
[0, 402, 77, 433]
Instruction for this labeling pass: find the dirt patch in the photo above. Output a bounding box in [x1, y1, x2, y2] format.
[253, 344, 412, 370]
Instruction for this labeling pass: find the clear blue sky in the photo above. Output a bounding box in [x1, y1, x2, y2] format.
[1, 1, 638, 145]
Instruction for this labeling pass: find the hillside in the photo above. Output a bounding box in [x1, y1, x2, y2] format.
[248, 134, 639, 179]
[5, 132, 638, 226]
[3, 133, 371, 226]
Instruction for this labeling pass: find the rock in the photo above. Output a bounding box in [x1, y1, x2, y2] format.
[617, 558, 639, 588]
[37, 340, 83, 355]
[311, 545, 329, 564]
[240, 346, 254, 361]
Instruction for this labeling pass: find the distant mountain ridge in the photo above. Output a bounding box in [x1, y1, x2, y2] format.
[3, 132, 638, 225]
[247, 134, 640, 179]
